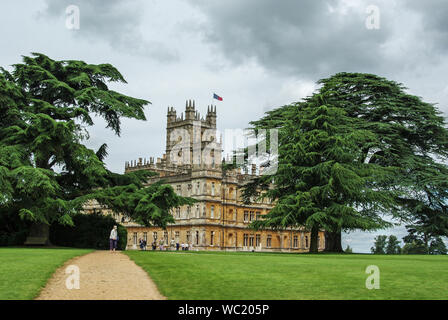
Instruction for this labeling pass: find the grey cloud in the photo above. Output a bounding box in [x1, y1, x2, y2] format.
[189, 0, 394, 78]
[406, 0, 448, 53]
[43, 0, 178, 62]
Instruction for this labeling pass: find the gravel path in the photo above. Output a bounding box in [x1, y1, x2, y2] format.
[36, 250, 166, 300]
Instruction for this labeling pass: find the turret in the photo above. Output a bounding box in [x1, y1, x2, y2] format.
[185, 100, 196, 120]
[206, 105, 217, 127]
[167, 106, 176, 124]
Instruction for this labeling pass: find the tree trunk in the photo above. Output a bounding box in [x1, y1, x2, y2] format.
[324, 230, 343, 252]
[309, 224, 319, 253]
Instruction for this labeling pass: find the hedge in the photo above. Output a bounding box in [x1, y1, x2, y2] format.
[50, 213, 127, 250]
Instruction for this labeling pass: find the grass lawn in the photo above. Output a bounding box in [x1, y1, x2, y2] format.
[125, 250, 448, 300]
[0, 247, 92, 300]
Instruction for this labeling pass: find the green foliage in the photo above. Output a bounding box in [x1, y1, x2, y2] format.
[85, 180, 196, 228]
[318, 73, 448, 245]
[429, 237, 447, 255]
[371, 235, 388, 254]
[402, 231, 447, 255]
[243, 72, 448, 252]
[385, 235, 401, 254]
[0, 53, 194, 238]
[248, 93, 396, 253]
[402, 242, 428, 255]
[50, 213, 127, 250]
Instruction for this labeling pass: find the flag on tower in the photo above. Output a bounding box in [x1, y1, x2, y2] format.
[213, 93, 223, 101]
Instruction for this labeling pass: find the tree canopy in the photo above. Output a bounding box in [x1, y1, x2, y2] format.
[0, 53, 193, 233]
[241, 73, 448, 253]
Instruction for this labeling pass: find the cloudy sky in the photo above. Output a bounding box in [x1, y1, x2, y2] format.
[2, 0, 448, 252]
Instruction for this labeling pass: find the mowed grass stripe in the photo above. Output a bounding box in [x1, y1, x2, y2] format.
[125, 251, 448, 300]
[0, 248, 93, 300]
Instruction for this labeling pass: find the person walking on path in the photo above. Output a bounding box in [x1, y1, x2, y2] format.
[109, 225, 118, 253]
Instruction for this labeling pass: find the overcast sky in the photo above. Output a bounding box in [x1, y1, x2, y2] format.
[2, 0, 448, 252]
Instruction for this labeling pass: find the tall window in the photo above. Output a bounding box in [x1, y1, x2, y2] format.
[211, 205, 215, 218]
[187, 184, 192, 194]
[293, 235, 298, 248]
[196, 205, 200, 218]
[211, 182, 215, 196]
[267, 235, 272, 248]
[244, 211, 249, 222]
[196, 231, 199, 245]
[153, 232, 158, 242]
[249, 211, 254, 221]
[143, 232, 147, 242]
[186, 231, 191, 243]
[211, 231, 214, 245]
[249, 235, 254, 247]
[256, 234, 261, 247]
[305, 236, 309, 248]
[243, 234, 249, 246]
[196, 182, 200, 194]
[187, 206, 191, 218]
[133, 232, 137, 245]
[164, 232, 168, 243]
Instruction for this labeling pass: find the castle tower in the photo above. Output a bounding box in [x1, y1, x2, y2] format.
[165, 100, 221, 168]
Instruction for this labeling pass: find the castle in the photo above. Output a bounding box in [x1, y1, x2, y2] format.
[84, 100, 325, 252]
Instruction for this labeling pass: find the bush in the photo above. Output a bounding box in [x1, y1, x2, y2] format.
[50, 213, 127, 250]
[0, 209, 31, 246]
[401, 241, 428, 254]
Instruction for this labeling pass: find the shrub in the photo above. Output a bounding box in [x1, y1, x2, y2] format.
[50, 213, 127, 250]
[0, 209, 31, 246]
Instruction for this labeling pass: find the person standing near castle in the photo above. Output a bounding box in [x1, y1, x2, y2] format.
[109, 225, 118, 253]
[159, 238, 164, 251]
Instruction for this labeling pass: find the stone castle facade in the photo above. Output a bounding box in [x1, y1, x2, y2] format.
[85, 101, 325, 252]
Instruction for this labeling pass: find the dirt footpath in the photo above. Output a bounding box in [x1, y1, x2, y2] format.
[36, 251, 166, 300]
